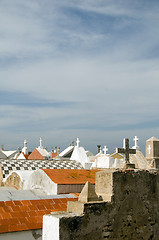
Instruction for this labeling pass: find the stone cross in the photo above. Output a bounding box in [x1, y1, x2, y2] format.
[116, 138, 136, 164]
[148, 145, 151, 155]
[76, 138, 80, 147]
[103, 145, 108, 155]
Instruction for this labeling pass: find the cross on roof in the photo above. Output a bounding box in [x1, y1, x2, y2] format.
[116, 138, 136, 164]
[148, 145, 151, 155]
[103, 145, 108, 155]
[76, 138, 80, 147]
[40, 137, 43, 149]
[133, 136, 138, 147]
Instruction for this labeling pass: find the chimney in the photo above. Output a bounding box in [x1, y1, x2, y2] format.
[97, 145, 101, 153]
[1, 144, 4, 151]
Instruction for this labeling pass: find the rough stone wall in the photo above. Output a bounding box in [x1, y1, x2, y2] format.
[4, 172, 22, 189]
[103, 170, 159, 239]
[52, 170, 159, 240]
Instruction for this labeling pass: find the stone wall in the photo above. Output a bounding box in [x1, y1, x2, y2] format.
[43, 169, 159, 240]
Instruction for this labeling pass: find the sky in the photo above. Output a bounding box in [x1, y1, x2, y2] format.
[0, 0, 159, 154]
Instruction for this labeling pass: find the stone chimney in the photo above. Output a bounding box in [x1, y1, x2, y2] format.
[97, 145, 101, 153]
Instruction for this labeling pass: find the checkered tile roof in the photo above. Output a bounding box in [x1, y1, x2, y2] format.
[0, 159, 83, 179]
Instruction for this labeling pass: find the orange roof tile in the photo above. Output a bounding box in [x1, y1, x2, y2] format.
[52, 152, 58, 158]
[42, 169, 100, 184]
[28, 148, 44, 160]
[22, 152, 29, 159]
[0, 197, 77, 233]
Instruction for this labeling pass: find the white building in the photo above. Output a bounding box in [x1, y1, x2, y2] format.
[70, 138, 92, 169]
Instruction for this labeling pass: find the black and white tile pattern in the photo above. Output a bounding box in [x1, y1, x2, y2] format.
[0, 159, 83, 178]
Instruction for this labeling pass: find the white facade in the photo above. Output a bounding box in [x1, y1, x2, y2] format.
[26, 170, 57, 194]
[70, 138, 92, 169]
[22, 139, 29, 155]
[4, 170, 34, 189]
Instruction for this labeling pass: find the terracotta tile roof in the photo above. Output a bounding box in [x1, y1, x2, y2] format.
[52, 152, 58, 158]
[42, 169, 99, 184]
[28, 148, 44, 160]
[71, 193, 80, 198]
[0, 197, 77, 233]
[22, 152, 29, 159]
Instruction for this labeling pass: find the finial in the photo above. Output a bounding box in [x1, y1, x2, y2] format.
[40, 137, 43, 149]
[97, 145, 101, 153]
[17, 146, 21, 153]
[24, 139, 27, 147]
[103, 145, 108, 155]
[133, 136, 140, 151]
[99, 146, 102, 154]
[76, 138, 80, 147]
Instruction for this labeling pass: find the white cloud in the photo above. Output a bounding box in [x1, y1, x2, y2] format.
[0, 0, 159, 152]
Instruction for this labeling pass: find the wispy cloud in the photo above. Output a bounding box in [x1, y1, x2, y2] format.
[0, 0, 159, 153]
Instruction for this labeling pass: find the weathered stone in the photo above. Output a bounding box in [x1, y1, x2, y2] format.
[125, 163, 135, 169]
[78, 181, 99, 203]
[95, 169, 115, 201]
[67, 201, 84, 214]
[129, 150, 148, 169]
[43, 170, 159, 240]
[116, 138, 136, 164]
[146, 136, 159, 169]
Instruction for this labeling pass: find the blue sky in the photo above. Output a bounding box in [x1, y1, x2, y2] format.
[0, 0, 159, 154]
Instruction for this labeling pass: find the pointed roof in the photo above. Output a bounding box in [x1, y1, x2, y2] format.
[17, 152, 29, 160]
[0, 151, 7, 159]
[146, 137, 159, 142]
[1, 150, 17, 158]
[70, 146, 89, 167]
[78, 181, 99, 203]
[36, 147, 49, 157]
[59, 146, 74, 157]
[28, 148, 49, 160]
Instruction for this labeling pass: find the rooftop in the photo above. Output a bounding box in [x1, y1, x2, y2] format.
[0, 195, 77, 233]
[146, 136, 159, 142]
[0, 159, 83, 179]
[42, 169, 99, 184]
[0, 187, 76, 201]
